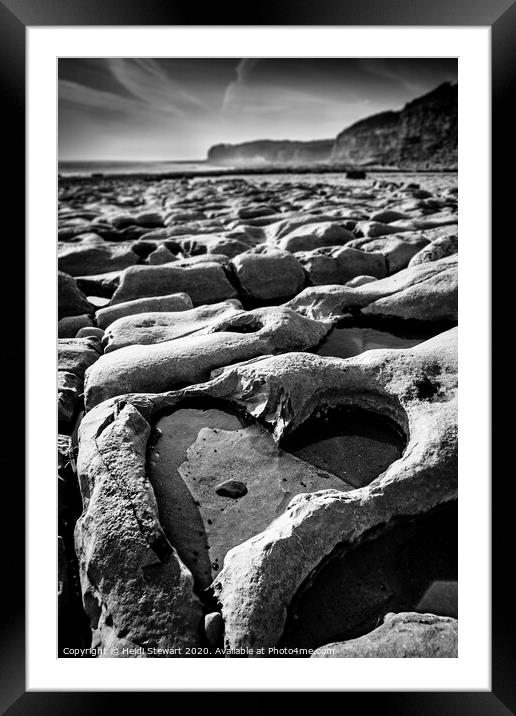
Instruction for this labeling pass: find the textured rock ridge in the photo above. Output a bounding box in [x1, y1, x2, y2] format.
[333, 83, 457, 169]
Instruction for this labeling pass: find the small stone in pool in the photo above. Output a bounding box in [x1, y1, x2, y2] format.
[215, 479, 248, 499]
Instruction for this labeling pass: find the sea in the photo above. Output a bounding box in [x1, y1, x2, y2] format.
[58, 160, 226, 177]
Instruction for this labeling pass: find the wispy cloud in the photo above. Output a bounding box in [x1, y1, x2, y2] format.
[221, 58, 260, 112]
[59, 79, 146, 115]
[107, 59, 210, 117]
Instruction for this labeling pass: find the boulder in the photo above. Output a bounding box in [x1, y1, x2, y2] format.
[236, 204, 277, 220]
[231, 250, 306, 301]
[58, 337, 102, 427]
[205, 237, 251, 258]
[263, 214, 342, 243]
[130, 240, 159, 258]
[311, 612, 457, 658]
[134, 211, 165, 227]
[58, 337, 102, 377]
[58, 244, 138, 277]
[346, 233, 429, 274]
[76, 327, 105, 340]
[58, 271, 95, 320]
[358, 221, 402, 238]
[58, 434, 72, 475]
[58, 314, 94, 338]
[331, 247, 387, 282]
[58, 371, 83, 425]
[204, 613, 223, 646]
[359, 213, 457, 239]
[76, 271, 122, 299]
[171, 254, 231, 268]
[110, 263, 237, 307]
[409, 234, 458, 266]
[276, 222, 355, 253]
[147, 245, 177, 265]
[95, 293, 193, 330]
[389, 212, 458, 232]
[102, 300, 243, 353]
[370, 210, 411, 224]
[110, 213, 137, 229]
[295, 252, 341, 286]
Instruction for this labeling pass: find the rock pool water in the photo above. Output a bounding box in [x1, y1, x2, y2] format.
[282, 406, 405, 489]
[279, 501, 457, 653]
[147, 406, 349, 589]
[314, 325, 433, 359]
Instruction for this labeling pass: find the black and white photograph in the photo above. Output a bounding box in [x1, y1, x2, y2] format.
[56, 56, 460, 660]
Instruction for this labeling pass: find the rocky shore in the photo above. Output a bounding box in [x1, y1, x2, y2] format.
[58, 170, 458, 658]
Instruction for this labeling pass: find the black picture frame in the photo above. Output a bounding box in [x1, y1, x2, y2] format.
[5, 0, 509, 710]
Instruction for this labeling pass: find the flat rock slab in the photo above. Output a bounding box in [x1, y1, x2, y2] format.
[102, 300, 242, 353]
[148, 408, 350, 589]
[276, 222, 355, 253]
[409, 234, 458, 267]
[231, 250, 306, 301]
[58, 244, 138, 276]
[95, 293, 193, 329]
[346, 233, 429, 274]
[110, 262, 237, 306]
[288, 255, 457, 323]
[84, 306, 330, 408]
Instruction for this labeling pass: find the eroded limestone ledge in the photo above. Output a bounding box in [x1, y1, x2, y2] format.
[76, 327, 456, 656]
[83, 306, 332, 409]
[211, 329, 457, 653]
[287, 254, 457, 323]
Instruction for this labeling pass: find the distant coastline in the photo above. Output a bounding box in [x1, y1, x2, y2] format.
[58, 159, 215, 177]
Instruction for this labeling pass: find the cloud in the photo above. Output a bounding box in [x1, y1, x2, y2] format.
[221, 58, 261, 112]
[58, 79, 146, 116]
[107, 59, 210, 117]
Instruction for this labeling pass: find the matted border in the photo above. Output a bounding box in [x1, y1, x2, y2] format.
[3, 0, 509, 709]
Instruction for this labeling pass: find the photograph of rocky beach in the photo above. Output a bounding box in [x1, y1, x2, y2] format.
[58, 58, 458, 659]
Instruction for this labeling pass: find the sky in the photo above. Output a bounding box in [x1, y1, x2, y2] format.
[58, 58, 457, 161]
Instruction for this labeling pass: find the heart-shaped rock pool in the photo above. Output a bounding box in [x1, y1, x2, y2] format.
[147, 402, 406, 590]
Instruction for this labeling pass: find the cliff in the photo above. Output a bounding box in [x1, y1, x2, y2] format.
[207, 139, 333, 166]
[207, 82, 457, 171]
[332, 82, 457, 169]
